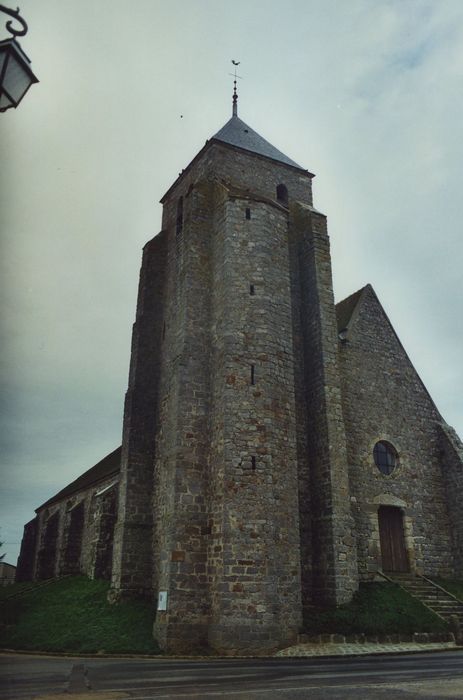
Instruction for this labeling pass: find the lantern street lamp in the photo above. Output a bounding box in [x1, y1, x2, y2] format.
[0, 4, 38, 112]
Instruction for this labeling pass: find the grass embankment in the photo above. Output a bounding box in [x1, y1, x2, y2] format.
[0, 577, 458, 653]
[304, 582, 450, 636]
[434, 579, 463, 602]
[0, 576, 161, 654]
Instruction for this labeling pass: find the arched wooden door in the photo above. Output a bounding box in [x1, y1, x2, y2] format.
[378, 506, 409, 572]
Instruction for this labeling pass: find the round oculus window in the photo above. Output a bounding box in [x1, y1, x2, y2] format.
[373, 441, 398, 476]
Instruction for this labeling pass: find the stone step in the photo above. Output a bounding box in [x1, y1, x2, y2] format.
[431, 608, 463, 616]
[402, 585, 437, 592]
[429, 610, 462, 616]
[386, 574, 463, 627]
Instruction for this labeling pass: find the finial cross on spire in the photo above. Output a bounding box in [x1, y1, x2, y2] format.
[229, 60, 243, 117]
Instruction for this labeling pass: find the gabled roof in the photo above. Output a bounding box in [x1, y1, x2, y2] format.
[335, 284, 442, 418]
[36, 446, 121, 511]
[335, 286, 368, 332]
[211, 115, 304, 170]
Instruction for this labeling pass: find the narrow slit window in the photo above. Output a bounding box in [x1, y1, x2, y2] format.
[276, 183, 288, 205]
[162, 321, 166, 340]
[251, 456, 256, 470]
[245, 207, 251, 220]
[250, 364, 255, 385]
[250, 284, 255, 296]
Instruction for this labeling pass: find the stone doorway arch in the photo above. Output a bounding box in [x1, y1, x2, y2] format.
[365, 494, 417, 575]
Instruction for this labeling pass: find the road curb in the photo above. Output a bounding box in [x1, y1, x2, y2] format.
[1, 644, 462, 661]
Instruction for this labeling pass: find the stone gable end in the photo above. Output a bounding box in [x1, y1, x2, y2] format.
[338, 284, 453, 580]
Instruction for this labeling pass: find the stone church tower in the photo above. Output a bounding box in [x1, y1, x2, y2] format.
[110, 89, 358, 653]
[16, 88, 463, 657]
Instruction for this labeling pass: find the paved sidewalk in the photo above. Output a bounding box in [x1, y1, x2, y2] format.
[276, 639, 458, 657]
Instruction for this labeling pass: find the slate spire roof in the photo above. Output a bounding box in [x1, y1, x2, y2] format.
[160, 90, 308, 203]
[211, 115, 303, 170]
[211, 78, 303, 170]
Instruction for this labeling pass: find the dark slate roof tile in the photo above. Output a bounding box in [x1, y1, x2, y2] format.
[212, 115, 303, 170]
[37, 446, 121, 511]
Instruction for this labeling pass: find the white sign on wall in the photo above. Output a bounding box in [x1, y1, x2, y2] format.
[157, 590, 168, 611]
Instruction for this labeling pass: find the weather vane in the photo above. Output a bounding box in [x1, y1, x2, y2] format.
[229, 59, 243, 116]
[0, 4, 29, 37]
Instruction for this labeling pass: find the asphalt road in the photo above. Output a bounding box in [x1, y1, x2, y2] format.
[1, 650, 463, 699]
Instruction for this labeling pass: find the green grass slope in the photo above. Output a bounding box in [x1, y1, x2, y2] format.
[304, 582, 449, 636]
[0, 577, 457, 653]
[0, 576, 161, 654]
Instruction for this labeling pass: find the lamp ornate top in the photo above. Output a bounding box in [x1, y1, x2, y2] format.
[0, 4, 28, 38]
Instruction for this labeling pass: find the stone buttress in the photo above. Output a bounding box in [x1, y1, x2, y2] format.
[289, 203, 358, 608]
[110, 233, 168, 597]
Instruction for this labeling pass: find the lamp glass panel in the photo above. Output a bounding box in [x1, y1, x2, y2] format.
[0, 50, 7, 75]
[3, 54, 32, 104]
[0, 91, 14, 110]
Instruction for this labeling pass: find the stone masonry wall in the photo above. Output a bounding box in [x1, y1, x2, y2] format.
[206, 187, 302, 653]
[115, 136, 362, 653]
[287, 210, 313, 616]
[111, 232, 167, 597]
[93, 484, 118, 580]
[152, 181, 214, 652]
[338, 285, 453, 579]
[35, 508, 61, 580]
[439, 423, 463, 577]
[16, 518, 38, 582]
[61, 501, 85, 575]
[289, 203, 358, 608]
[161, 142, 313, 211]
[148, 142, 314, 653]
[27, 473, 119, 582]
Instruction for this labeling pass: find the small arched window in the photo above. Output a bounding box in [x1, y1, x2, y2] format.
[373, 441, 398, 476]
[276, 183, 288, 205]
[176, 196, 183, 235]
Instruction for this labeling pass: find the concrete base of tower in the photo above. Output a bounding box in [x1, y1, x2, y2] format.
[207, 622, 299, 656]
[153, 617, 299, 655]
[153, 615, 210, 655]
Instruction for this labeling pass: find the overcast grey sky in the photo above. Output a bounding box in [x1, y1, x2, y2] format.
[1, 0, 462, 565]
